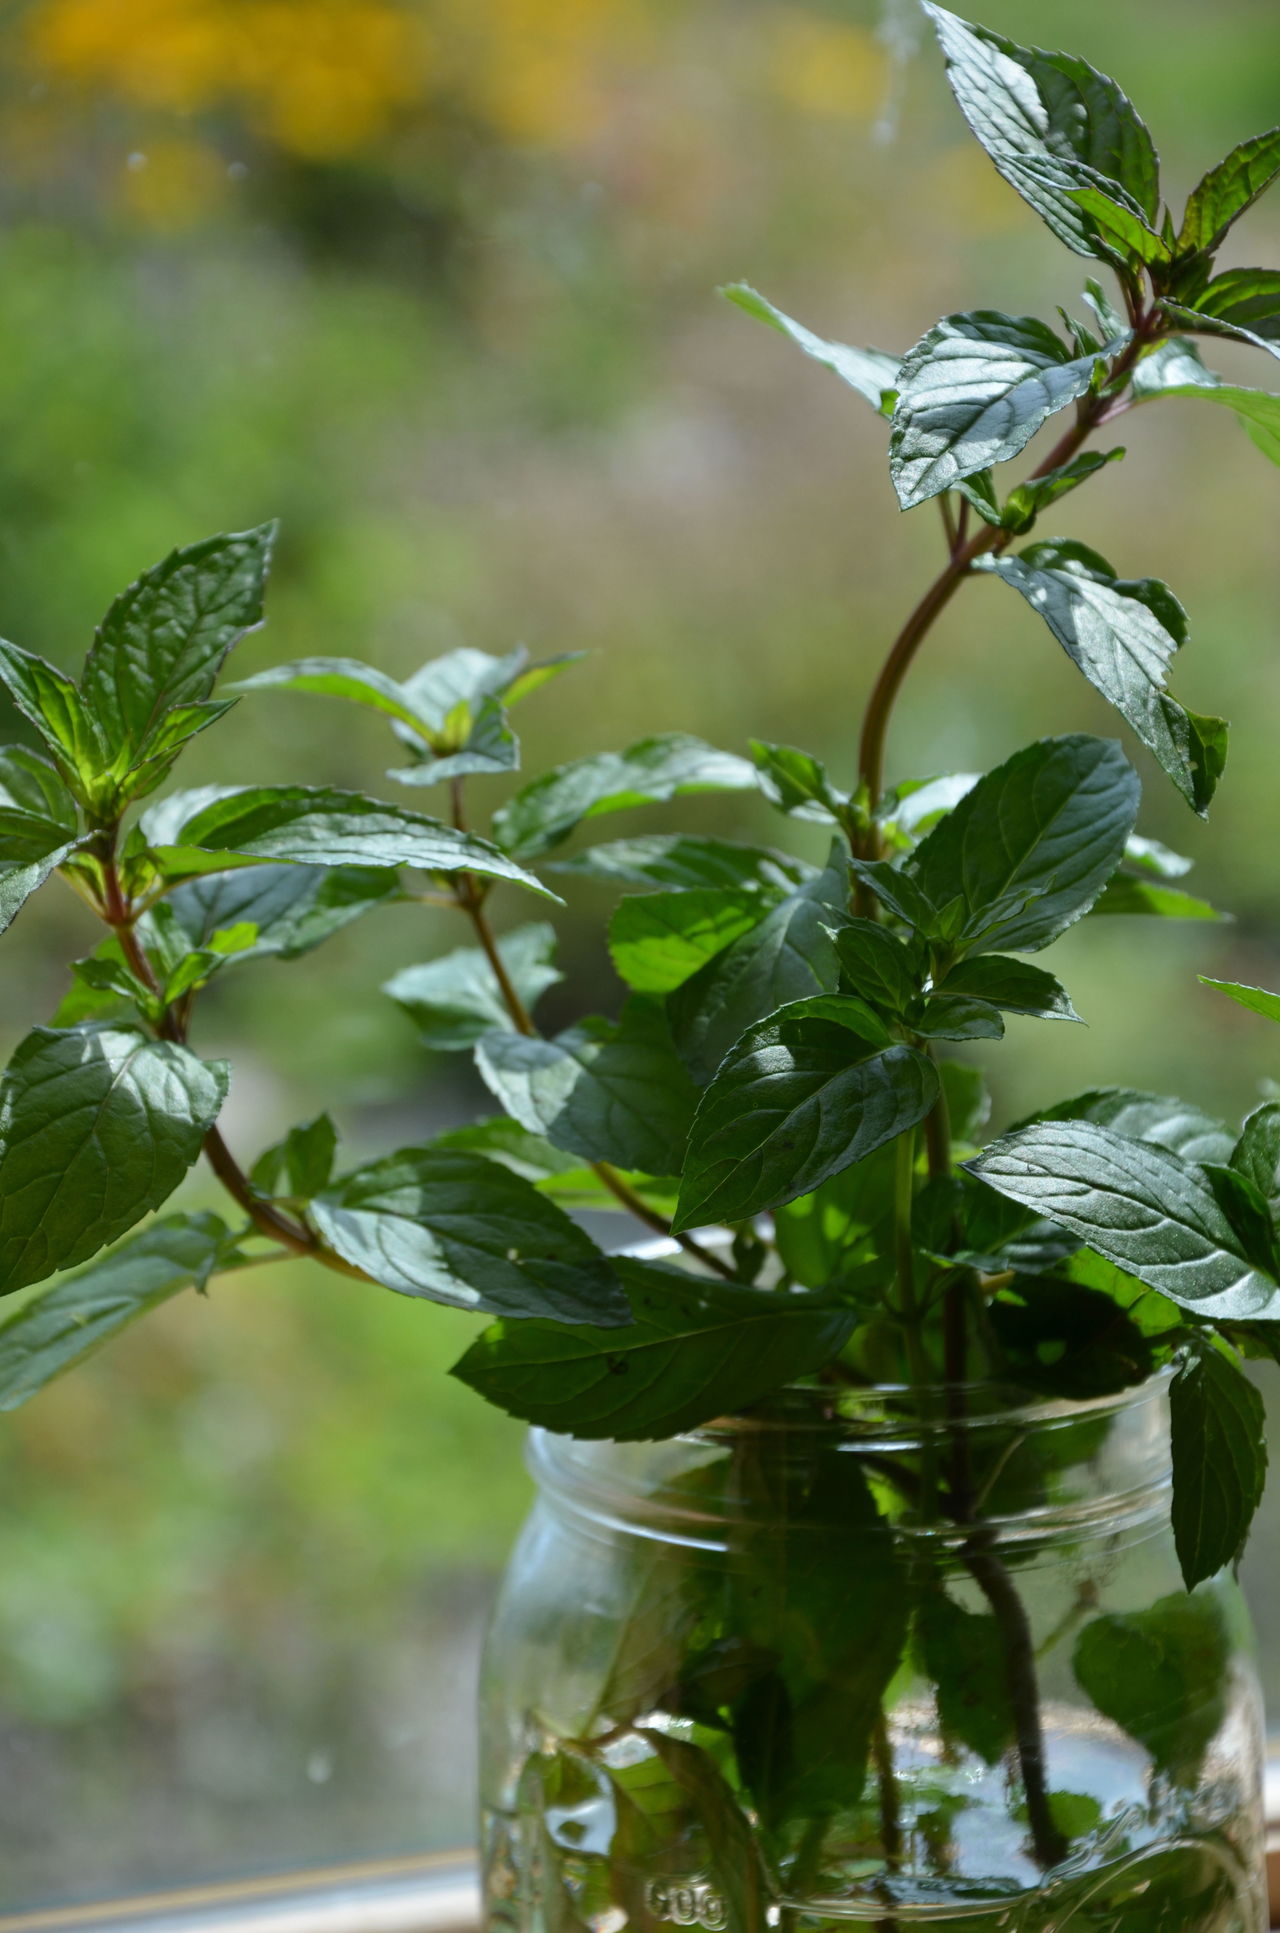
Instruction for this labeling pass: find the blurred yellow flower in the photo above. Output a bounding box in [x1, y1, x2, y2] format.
[28, 0, 431, 159]
[765, 13, 887, 121]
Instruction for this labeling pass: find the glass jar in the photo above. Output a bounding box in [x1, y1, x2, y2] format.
[480, 1371, 1265, 1933]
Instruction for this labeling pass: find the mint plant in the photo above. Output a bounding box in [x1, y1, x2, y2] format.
[1, 5, 1280, 1891]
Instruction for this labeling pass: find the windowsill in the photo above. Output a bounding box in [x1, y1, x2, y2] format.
[4, 1827, 1278, 1933]
[0, 1857, 478, 1933]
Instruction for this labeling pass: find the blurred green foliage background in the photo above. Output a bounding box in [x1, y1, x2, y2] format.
[0, 0, 1278, 1905]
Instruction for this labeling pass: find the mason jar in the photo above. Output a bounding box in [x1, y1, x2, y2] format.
[479, 1369, 1264, 1933]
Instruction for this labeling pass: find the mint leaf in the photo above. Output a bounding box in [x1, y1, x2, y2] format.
[0, 1025, 228, 1294]
[553, 834, 810, 894]
[1158, 296, 1280, 366]
[310, 1147, 628, 1325]
[1000, 448, 1124, 535]
[1090, 875, 1224, 920]
[773, 1143, 897, 1288]
[0, 640, 105, 796]
[846, 859, 941, 935]
[918, 1592, 1015, 1765]
[0, 1212, 239, 1412]
[492, 734, 756, 861]
[984, 542, 1218, 814]
[236, 646, 552, 788]
[1200, 976, 1280, 1025]
[1179, 128, 1280, 253]
[1035, 1087, 1234, 1165]
[924, 7, 1159, 258]
[907, 735, 1140, 954]
[988, 1273, 1157, 1398]
[722, 284, 900, 412]
[1132, 344, 1280, 468]
[670, 848, 847, 1083]
[1202, 1163, 1280, 1278]
[0, 753, 83, 933]
[145, 785, 558, 899]
[1073, 1592, 1230, 1781]
[609, 888, 774, 995]
[830, 918, 918, 1016]
[939, 955, 1079, 1020]
[914, 995, 1005, 1041]
[452, 1255, 852, 1438]
[750, 740, 848, 824]
[250, 1114, 338, 1199]
[163, 862, 399, 962]
[385, 924, 560, 1048]
[1189, 268, 1280, 343]
[477, 996, 698, 1174]
[969, 1120, 1280, 1319]
[81, 525, 274, 784]
[673, 997, 937, 1232]
[1230, 1103, 1280, 1205]
[890, 313, 1111, 510]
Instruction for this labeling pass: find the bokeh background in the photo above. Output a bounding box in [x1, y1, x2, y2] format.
[0, 0, 1278, 1906]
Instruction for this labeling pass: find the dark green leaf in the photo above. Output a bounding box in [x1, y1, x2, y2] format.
[452, 1255, 852, 1438]
[0, 748, 78, 832]
[1073, 1592, 1231, 1781]
[477, 995, 699, 1174]
[969, 1120, 1280, 1318]
[924, 6, 1159, 256]
[722, 283, 900, 412]
[1190, 268, 1280, 343]
[162, 862, 400, 961]
[552, 834, 811, 894]
[940, 954, 1080, 1020]
[1000, 448, 1124, 534]
[384, 923, 560, 1047]
[633, 1730, 772, 1933]
[0, 1212, 240, 1412]
[1230, 1103, 1280, 1205]
[670, 847, 848, 1082]
[0, 1025, 228, 1294]
[907, 735, 1140, 953]
[1061, 172, 1170, 265]
[749, 741, 846, 823]
[1179, 128, 1280, 253]
[493, 734, 756, 861]
[82, 525, 275, 774]
[772, 1142, 897, 1287]
[609, 888, 774, 994]
[1090, 875, 1224, 920]
[1157, 297, 1280, 366]
[984, 542, 1217, 813]
[145, 785, 557, 899]
[0, 640, 105, 792]
[673, 997, 937, 1232]
[918, 1592, 1014, 1765]
[989, 1273, 1157, 1398]
[830, 917, 918, 1015]
[890, 313, 1110, 510]
[311, 1146, 627, 1324]
[250, 1114, 339, 1200]
[846, 859, 942, 934]
[1202, 1164, 1280, 1278]
[0, 819, 81, 938]
[1200, 976, 1280, 1025]
[1035, 1086, 1235, 1165]
[914, 995, 1005, 1041]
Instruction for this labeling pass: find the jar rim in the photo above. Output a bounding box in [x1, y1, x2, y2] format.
[619, 1232, 1176, 1443]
